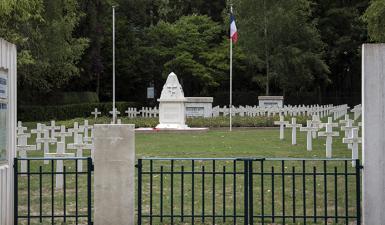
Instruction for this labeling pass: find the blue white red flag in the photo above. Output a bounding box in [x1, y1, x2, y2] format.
[230, 14, 238, 44]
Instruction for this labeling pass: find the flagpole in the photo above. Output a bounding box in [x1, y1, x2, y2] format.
[229, 5, 233, 132]
[112, 6, 116, 124]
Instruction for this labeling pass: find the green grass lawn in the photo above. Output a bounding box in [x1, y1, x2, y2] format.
[136, 128, 357, 159]
[16, 126, 361, 225]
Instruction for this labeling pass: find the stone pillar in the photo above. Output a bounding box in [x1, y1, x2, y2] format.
[362, 44, 385, 225]
[94, 124, 135, 225]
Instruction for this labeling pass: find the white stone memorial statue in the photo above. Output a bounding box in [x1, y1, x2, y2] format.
[156, 72, 189, 129]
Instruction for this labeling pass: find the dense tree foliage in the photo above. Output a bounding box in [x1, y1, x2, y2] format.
[234, 0, 329, 99]
[313, 0, 368, 104]
[0, 0, 375, 106]
[364, 0, 385, 42]
[1, 0, 88, 104]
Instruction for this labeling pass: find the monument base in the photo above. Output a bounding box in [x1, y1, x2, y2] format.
[155, 123, 189, 129]
[136, 127, 209, 133]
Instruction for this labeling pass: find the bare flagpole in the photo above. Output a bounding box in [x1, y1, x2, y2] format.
[229, 4, 233, 132]
[112, 6, 116, 124]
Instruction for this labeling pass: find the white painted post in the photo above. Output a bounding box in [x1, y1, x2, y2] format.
[362, 44, 385, 225]
[0, 38, 18, 225]
[94, 124, 135, 225]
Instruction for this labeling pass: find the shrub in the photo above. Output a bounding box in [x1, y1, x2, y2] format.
[22, 115, 311, 129]
[18, 102, 141, 122]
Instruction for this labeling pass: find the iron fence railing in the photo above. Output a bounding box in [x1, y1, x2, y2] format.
[137, 158, 362, 225]
[14, 157, 362, 225]
[14, 157, 93, 225]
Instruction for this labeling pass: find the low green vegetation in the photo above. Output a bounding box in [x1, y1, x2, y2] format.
[22, 115, 311, 129]
[17, 125, 361, 224]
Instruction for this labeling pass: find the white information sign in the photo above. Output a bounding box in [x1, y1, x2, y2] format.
[147, 87, 154, 99]
[0, 71, 7, 99]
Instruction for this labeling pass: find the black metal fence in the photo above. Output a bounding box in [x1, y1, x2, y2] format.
[137, 158, 362, 225]
[14, 157, 93, 225]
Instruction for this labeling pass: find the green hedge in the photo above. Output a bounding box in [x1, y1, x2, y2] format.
[23, 115, 310, 129]
[18, 102, 140, 122]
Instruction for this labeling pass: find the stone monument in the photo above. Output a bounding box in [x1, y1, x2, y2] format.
[185, 97, 213, 118]
[258, 96, 284, 107]
[156, 72, 189, 129]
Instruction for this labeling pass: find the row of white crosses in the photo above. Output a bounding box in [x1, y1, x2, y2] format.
[92, 107, 159, 119]
[16, 120, 95, 188]
[213, 104, 338, 118]
[93, 104, 346, 119]
[274, 110, 362, 166]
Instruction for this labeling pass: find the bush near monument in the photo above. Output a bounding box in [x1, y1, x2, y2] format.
[18, 101, 140, 122]
[22, 115, 310, 129]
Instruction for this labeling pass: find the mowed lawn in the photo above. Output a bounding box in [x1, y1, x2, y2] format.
[17, 127, 361, 225]
[136, 128, 358, 159]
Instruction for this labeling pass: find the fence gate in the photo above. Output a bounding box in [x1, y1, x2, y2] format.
[137, 158, 362, 225]
[14, 157, 93, 225]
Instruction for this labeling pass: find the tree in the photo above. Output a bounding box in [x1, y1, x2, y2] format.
[363, 0, 385, 42]
[313, 0, 368, 105]
[0, 0, 44, 70]
[1, 0, 89, 104]
[233, 0, 329, 98]
[142, 15, 245, 96]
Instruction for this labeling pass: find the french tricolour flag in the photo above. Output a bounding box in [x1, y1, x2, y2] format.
[230, 14, 238, 44]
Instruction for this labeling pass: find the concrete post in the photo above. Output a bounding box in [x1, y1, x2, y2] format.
[362, 44, 385, 225]
[94, 124, 135, 225]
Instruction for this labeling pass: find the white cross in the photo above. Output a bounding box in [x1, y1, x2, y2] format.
[318, 123, 339, 158]
[44, 142, 75, 189]
[321, 117, 338, 128]
[36, 130, 57, 164]
[91, 108, 101, 119]
[69, 122, 83, 139]
[285, 118, 302, 145]
[109, 108, 120, 123]
[342, 128, 361, 167]
[300, 120, 318, 151]
[339, 114, 350, 126]
[67, 134, 92, 172]
[350, 107, 361, 120]
[84, 128, 94, 144]
[341, 119, 357, 149]
[311, 115, 322, 139]
[125, 108, 138, 118]
[31, 123, 45, 150]
[274, 115, 289, 140]
[80, 120, 93, 143]
[17, 121, 27, 134]
[17, 133, 36, 173]
[55, 125, 72, 143]
[47, 120, 60, 141]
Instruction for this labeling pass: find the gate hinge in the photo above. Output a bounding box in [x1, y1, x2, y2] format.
[358, 165, 364, 170]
